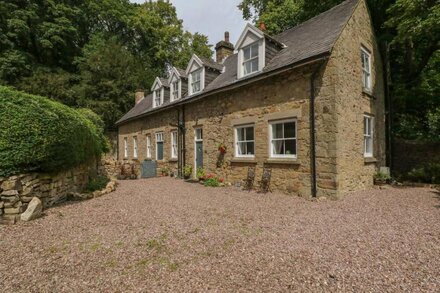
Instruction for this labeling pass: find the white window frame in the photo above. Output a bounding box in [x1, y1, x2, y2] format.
[171, 130, 178, 159]
[364, 115, 374, 158]
[123, 137, 128, 158]
[171, 80, 179, 101]
[242, 42, 259, 76]
[154, 88, 163, 107]
[191, 69, 202, 94]
[234, 124, 255, 158]
[146, 135, 152, 159]
[195, 128, 203, 142]
[133, 136, 138, 158]
[155, 132, 164, 161]
[269, 119, 297, 159]
[361, 47, 371, 90]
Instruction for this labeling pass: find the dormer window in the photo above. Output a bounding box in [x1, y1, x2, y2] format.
[171, 81, 179, 101]
[236, 24, 266, 79]
[243, 42, 259, 76]
[191, 69, 202, 94]
[154, 89, 161, 107]
[151, 77, 167, 108]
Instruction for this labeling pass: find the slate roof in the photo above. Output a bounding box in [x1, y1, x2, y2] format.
[116, 0, 358, 125]
[176, 68, 188, 79]
[159, 78, 169, 87]
[198, 56, 224, 72]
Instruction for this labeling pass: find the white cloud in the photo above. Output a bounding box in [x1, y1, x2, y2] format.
[130, 0, 248, 47]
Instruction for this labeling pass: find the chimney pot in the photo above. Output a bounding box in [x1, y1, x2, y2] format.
[259, 21, 267, 31]
[135, 91, 144, 104]
[215, 32, 234, 63]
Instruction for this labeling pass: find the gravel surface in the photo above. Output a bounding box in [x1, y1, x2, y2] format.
[1, 178, 439, 292]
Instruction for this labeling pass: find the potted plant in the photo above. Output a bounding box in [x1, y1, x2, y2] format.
[183, 165, 192, 180]
[196, 167, 206, 181]
[160, 167, 170, 177]
[218, 143, 227, 154]
[374, 172, 391, 185]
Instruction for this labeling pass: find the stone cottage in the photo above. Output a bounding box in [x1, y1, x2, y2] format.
[116, 0, 386, 198]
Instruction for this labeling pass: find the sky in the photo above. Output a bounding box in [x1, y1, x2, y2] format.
[130, 0, 248, 46]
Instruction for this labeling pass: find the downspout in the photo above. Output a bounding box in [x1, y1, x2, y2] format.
[177, 108, 181, 177]
[309, 59, 327, 197]
[182, 105, 186, 174]
[116, 128, 119, 161]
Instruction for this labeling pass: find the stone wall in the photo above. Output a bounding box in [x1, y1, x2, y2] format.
[331, 0, 386, 194]
[0, 160, 96, 224]
[393, 139, 440, 175]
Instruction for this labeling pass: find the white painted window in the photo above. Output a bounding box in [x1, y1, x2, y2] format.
[156, 132, 164, 160]
[124, 137, 128, 158]
[154, 89, 161, 107]
[235, 125, 255, 157]
[146, 135, 152, 158]
[364, 115, 374, 157]
[191, 69, 202, 94]
[195, 128, 203, 141]
[133, 137, 138, 158]
[269, 119, 297, 158]
[361, 48, 371, 90]
[243, 42, 259, 76]
[171, 131, 178, 159]
[171, 80, 179, 101]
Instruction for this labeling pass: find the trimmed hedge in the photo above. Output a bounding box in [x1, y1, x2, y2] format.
[0, 86, 108, 177]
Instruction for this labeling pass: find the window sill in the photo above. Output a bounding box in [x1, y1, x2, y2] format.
[265, 158, 301, 165]
[169, 158, 178, 162]
[362, 88, 375, 99]
[364, 157, 377, 164]
[231, 158, 257, 164]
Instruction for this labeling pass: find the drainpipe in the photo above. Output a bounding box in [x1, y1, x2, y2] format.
[309, 60, 327, 198]
[181, 105, 186, 173]
[177, 108, 181, 177]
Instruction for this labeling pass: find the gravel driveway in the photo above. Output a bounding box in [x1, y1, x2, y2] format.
[1, 178, 439, 292]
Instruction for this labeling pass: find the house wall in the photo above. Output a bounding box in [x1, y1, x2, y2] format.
[116, 0, 386, 198]
[118, 62, 339, 198]
[118, 107, 179, 177]
[330, 0, 386, 193]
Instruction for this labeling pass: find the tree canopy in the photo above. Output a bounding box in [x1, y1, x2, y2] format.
[238, 0, 440, 142]
[0, 0, 213, 129]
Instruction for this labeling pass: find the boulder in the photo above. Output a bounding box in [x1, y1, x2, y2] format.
[20, 197, 43, 222]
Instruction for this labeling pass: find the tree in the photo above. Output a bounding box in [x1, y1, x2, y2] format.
[0, 0, 213, 130]
[238, 0, 440, 141]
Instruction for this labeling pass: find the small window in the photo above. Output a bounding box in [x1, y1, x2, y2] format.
[156, 132, 164, 160]
[235, 125, 255, 157]
[361, 48, 371, 90]
[364, 115, 374, 157]
[270, 119, 297, 158]
[243, 42, 259, 76]
[191, 69, 202, 94]
[124, 137, 128, 158]
[172, 80, 179, 101]
[154, 89, 161, 107]
[146, 135, 152, 158]
[133, 137, 138, 158]
[195, 128, 203, 141]
[171, 131, 178, 159]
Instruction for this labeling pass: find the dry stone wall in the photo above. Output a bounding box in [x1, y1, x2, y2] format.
[0, 160, 96, 224]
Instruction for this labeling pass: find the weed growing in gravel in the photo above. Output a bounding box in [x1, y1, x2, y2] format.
[90, 242, 102, 251]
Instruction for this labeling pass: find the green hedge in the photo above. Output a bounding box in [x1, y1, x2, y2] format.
[0, 86, 108, 177]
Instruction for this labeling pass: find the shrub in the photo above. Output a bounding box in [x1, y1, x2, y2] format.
[406, 163, 440, 184]
[202, 173, 225, 187]
[196, 167, 205, 180]
[0, 86, 108, 177]
[85, 176, 110, 193]
[183, 165, 192, 178]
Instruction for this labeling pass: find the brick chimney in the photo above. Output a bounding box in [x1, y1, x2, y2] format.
[135, 90, 144, 104]
[215, 32, 234, 63]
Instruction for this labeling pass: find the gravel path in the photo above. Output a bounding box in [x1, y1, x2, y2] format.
[1, 178, 439, 292]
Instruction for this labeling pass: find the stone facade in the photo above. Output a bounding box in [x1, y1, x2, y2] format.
[117, 0, 386, 198]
